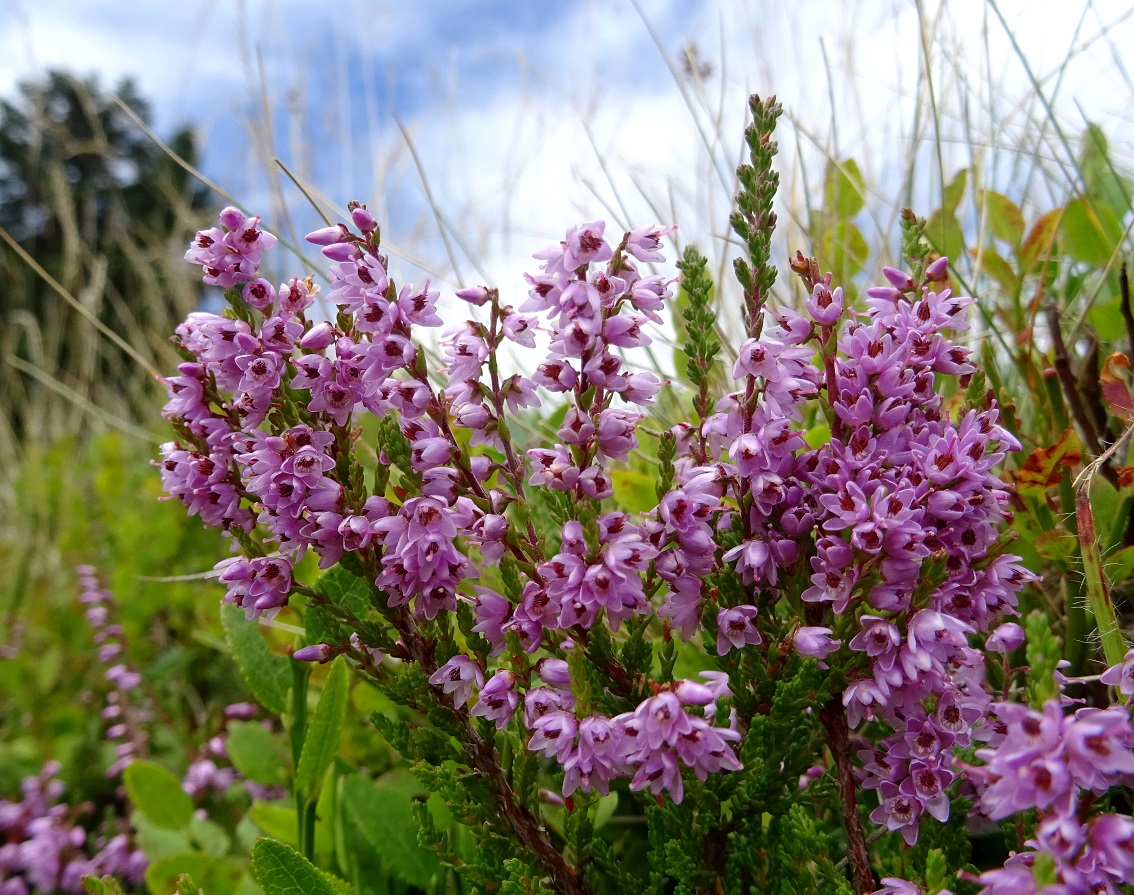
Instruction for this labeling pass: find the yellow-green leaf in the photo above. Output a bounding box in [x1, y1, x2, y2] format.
[823, 158, 865, 218]
[124, 760, 195, 831]
[979, 190, 1025, 246]
[295, 657, 349, 795]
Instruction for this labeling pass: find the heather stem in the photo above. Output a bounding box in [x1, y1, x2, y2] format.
[385, 595, 592, 895]
[820, 701, 874, 895]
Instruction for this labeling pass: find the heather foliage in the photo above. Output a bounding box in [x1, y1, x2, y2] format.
[5, 87, 1134, 895]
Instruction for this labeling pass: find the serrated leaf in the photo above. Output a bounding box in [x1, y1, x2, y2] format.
[295, 657, 349, 794]
[222, 603, 291, 715]
[342, 774, 442, 889]
[251, 839, 342, 895]
[124, 760, 195, 831]
[1061, 198, 1123, 266]
[979, 190, 1025, 246]
[823, 158, 865, 218]
[227, 721, 290, 787]
[307, 565, 373, 645]
[1020, 208, 1062, 272]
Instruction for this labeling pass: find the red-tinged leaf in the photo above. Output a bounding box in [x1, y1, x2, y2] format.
[1100, 352, 1134, 421]
[1012, 429, 1083, 495]
[1019, 208, 1062, 272]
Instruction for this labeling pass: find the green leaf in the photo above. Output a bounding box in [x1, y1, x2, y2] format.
[1089, 293, 1127, 341]
[1081, 123, 1133, 217]
[82, 877, 126, 895]
[131, 810, 193, 860]
[1034, 528, 1077, 561]
[189, 814, 232, 856]
[1105, 546, 1134, 585]
[979, 190, 1025, 246]
[251, 839, 342, 895]
[611, 469, 659, 513]
[818, 221, 869, 282]
[923, 208, 964, 265]
[823, 158, 865, 218]
[1061, 198, 1123, 266]
[295, 657, 349, 794]
[124, 760, 195, 831]
[227, 720, 290, 787]
[222, 602, 291, 715]
[145, 853, 243, 895]
[307, 564, 373, 645]
[341, 773, 442, 889]
[974, 248, 1019, 299]
[249, 802, 297, 845]
[942, 167, 968, 213]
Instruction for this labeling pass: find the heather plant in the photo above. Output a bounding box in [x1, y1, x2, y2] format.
[123, 92, 1134, 895]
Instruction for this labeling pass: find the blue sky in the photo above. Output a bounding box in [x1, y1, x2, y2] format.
[3, 0, 1133, 315]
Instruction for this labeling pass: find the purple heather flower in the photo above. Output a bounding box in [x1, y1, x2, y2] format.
[625, 224, 676, 262]
[242, 278, 276, 311]
[529, 711, 578, 762]
[523, 687, 564, 727]
[563, 715, 627, 797]
[793, 626, 840, 665]
[804, 283, 844, 326]
[429, 655, 484, 707]
[985, 622, 1025, 653]
[871, 880, 925, 895]
[716, 605, 763, 655]
[1100, 647, 1134, 696]
[471, 670, 519, 729]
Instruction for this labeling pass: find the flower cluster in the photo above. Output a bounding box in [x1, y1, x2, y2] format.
[77, 565, 150, 777]
[0, 763, 146, 895]
[162, 197, 1043, 862]
[966, 698, 1134, 893]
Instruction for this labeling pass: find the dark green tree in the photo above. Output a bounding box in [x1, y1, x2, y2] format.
[0, 71, 213, 454]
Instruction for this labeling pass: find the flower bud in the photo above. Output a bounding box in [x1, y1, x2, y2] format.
[925, 255, 950, 281]
[351, 207, 378, 234]
[299, 322, 336, 351]
[985, 622, 1024, 653]
[293, 643, 333, 662]
[456, 285, 491, 306]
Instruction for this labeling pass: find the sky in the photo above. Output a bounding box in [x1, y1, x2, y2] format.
[3, 0, 1133, 321]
